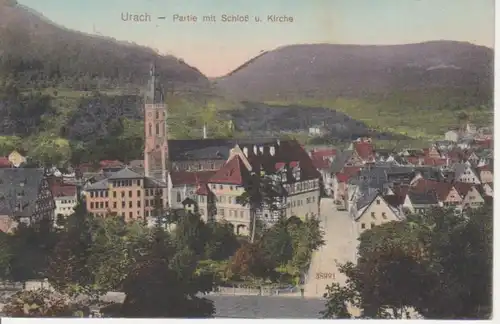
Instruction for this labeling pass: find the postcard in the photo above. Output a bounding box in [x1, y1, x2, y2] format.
[0, 0, 494, 320]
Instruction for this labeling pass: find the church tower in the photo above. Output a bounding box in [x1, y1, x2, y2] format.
[144, 62, 169, 183]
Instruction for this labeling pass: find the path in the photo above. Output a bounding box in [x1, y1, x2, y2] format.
[304, 198, 358, 298]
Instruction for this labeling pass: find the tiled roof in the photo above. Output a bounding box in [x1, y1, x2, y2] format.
[85, 178, 109, 190]
[51, 183, 77, 197]
[408, 190, 439, 205]
[170, 170, 216, 186]
[383, 194, 405, 208]
[237, 140, 320, 182]
[422, 157, 447, 166]
[107, 167, 143, 180]
[0, 168, 46, 218]
[0, 157, 11, 168]
[412, 178, 452, 201]
[99, 160, 124, 167]
[330, 150, 354, 173]
[208, 155, 251, 185]
[335, 166, 361, 183]
[310, 149, 336, 170]
[354, 142, 374, 161]
[453, 182, 475, 198]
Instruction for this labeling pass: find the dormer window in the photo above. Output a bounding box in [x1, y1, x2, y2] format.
[293, 168, 300, 181]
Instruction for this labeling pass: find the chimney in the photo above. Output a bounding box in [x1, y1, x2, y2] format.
[203, 124, 207, 139]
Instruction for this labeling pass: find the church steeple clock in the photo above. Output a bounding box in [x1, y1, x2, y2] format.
[143, 62, 169, 183]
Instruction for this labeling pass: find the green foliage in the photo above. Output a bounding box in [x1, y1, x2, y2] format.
[322, 206, 493, 319]
[173, 212, 211, 256]
[204, 221, 241, 261]
[229, 242, 277, 280]
[2, 288, 84, 317]
[120, 228, 215, 318]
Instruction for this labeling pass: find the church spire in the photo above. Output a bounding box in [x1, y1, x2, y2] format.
[147, 61, 164, 104]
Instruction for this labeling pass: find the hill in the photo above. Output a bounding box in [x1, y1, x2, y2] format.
[0, 0, 210, 91]
[215, 41, 493, 103]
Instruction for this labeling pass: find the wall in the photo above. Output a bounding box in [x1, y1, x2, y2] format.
[356, 196, 399, 233]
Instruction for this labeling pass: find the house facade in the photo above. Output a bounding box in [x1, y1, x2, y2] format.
[84, 167, 166, 221]
[351, 191, 402, 233]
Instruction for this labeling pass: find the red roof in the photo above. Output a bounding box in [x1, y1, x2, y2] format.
[311, 156, 331, 170]
[477, 165, 492, 172]
[195, 184, 210, 196]
[335, 166, 361, 183]
[412, 179, 453, 201]
[354, 142, 374, 160]
[99, 160, 123, 167]
[453, 182, 475, 198]
[422, 157, 447, 166]
[0, 157, 11, 168]
[406, 156, 421, 165]
[237, 140, 320, 182]
[51, 183, 77, 197]
[170, 171, 216, 186]
[208, 155, 250, 185]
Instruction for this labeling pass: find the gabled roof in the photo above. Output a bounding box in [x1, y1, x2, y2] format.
[408, 190, 439, 205]
[422, 157, 447, 166]
[208, 155, 251, 185]
[383, 194, 405, 208]
[335, 166, 361, 183]
[354, 142, 374, 161]
[453, 182, 476, 198]
[51, 183, 77, 197]
[170, 171, 216, 186]
[85, 178, 109, 190]
[107, 167, 143, 180]
[310, 149, 336, 170]
[330, 150, 354, 173]
[412, 178, 453, 201]
[237, 140, 320, 182]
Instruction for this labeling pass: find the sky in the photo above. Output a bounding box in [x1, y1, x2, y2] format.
[17, 0, 495, 77]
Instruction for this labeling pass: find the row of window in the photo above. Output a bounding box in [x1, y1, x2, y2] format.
[89, 198, 164, 210]
[370, 212, 388, 219]
[361, 223, 376, 230]
[217, 208, 248, 219]
[57, 199, 76, 205]
[286, 196, 316, 208]
[112, 180, 141, 187]
[285, 179, 319, 195]
[89, 189, 163, 199]
[210, 184, 241, 191]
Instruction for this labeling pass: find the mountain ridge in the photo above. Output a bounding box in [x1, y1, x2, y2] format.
[215, 41, 493, 102]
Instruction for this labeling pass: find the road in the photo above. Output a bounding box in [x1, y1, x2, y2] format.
[304, 198, 358, 298]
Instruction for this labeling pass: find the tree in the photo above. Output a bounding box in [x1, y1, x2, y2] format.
[229, 242, 276, 280]
[46, 199, 94, 294]
[0, 232, 11, 279]
[236, 171, 285, 242]
[322, 206, 493, 319]
[259, 215, 293, 266]
[173, 212, 210, 257]
[204, 221, 241, 261]
[120, 228, 214, 317]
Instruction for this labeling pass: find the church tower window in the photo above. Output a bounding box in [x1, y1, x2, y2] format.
[156, 123, 160, 135]
[156, 111, 159, 119]
[148, 123, 152, 136]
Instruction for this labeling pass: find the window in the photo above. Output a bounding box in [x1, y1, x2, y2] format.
[129, 201, 132, 208]
[376, 199, 380, 205]
[137, 200, 141, 208]
[122, 201, 125, 208]
[371, 223, 375, 229]
[128, 191, 132, 198]
[156, 123, 160, 135]
[156, 111, 159, 119]
[382, 212, 387, 219]
[129, 212, 133, 218]
[99, 202, 104, 209]
[145, 200, 149, 207]
[148, 123, 152, 136]
[113, 202, 117, 208]
[136, 180, 141, 186]
[230, 186, 234, 191]
[105, 202, 108, 208]
[371, 212, 375, 218]
[219, 208, 225, 216]
[90, 192, 95, 198]
[361, 223, 366, 229]
[113, 192, 117, 198]
[90, 202, 94, 209]
[177, 192, 181, 202]
[240, 211, 245, 218]
[121, 192, 125, 198]
[137, 190, 141, 196]
[219, 185, 223, 190]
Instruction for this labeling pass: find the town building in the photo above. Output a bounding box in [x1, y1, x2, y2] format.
[0, 168, 55, 231]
